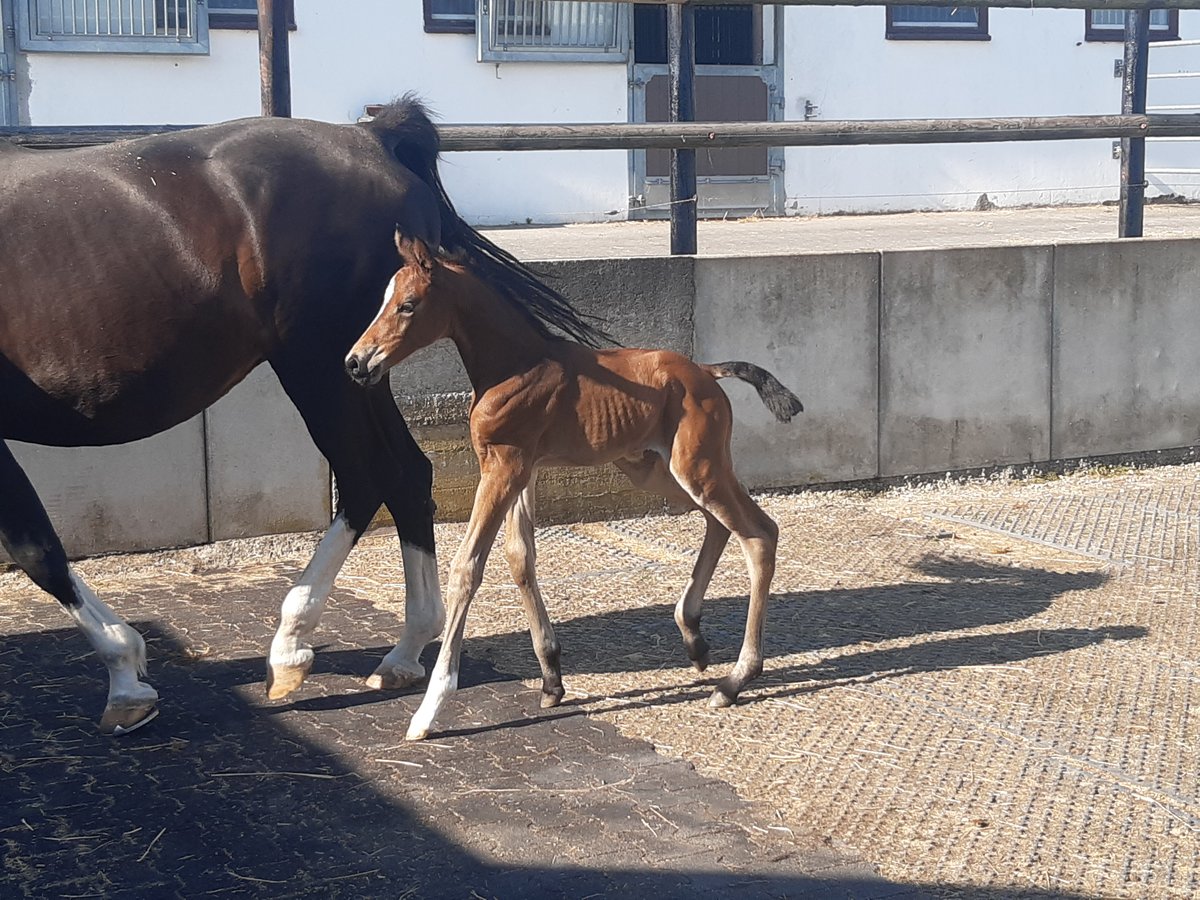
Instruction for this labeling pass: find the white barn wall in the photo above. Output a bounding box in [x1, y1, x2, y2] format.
[16, 3, 1200, 221]
[783, 8, 1200, 213]
[22, 0, 630, 225]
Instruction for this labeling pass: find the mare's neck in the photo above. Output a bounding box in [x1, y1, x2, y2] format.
[445, 266, 555, 394]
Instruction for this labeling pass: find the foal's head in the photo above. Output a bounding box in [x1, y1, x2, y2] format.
[345, 233, 455, 387]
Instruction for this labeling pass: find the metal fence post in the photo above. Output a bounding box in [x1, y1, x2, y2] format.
[1119, 11, 1150, 238]
[258, 0, 292, 118]
[668, 1, 697, 255]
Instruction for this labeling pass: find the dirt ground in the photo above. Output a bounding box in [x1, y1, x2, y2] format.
[4, 461, 1199, 897]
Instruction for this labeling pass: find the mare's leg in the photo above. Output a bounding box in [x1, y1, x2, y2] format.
[406, 453, 531, 741]
[266, 363, 440, 697]
[615, 453, 730, 671]
[365, 388, 444, 691]
[502, 476, 564, 708]
[265, 510, 359, 699]
[0, 442, 157, 733]
[666, 430, 779, 708]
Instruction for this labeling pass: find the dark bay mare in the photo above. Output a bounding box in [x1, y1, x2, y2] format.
[0, 97, 604, 734]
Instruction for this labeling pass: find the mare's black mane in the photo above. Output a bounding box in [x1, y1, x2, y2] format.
[364, 95, 610, 348]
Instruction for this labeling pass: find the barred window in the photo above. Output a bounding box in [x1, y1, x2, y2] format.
[18, 0, 208, 53]
[886, 6, 990, 41]
[479, 1, 628, 62]
[1086, 10, 1178, 42]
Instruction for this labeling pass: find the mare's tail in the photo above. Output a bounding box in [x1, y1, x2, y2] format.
[704, 362, 804, 423]
[363, 95, 611, 347]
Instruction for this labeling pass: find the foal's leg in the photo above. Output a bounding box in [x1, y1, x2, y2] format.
[615, 453, 730, 671]
[667, 436, 779, 708]
[0, 442, 157, 733]
[406, 455, 531, 741]
[677, 515, 731, 671]
[502, 477, 564, 708]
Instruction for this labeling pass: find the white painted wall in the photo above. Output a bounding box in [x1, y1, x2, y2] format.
[15, 3, 1200, 220]
[783, 8, 1200, 213]
[21, 0, 630, 225]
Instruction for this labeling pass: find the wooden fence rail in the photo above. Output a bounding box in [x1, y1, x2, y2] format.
[6, 114, 1200, 152]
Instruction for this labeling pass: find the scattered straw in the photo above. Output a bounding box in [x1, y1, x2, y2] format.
[227, 870, 287, 885]
[209, 770, 343, 780]
[136, 828, 165, 863]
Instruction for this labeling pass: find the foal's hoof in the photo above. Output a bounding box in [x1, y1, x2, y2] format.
[688, 637, 711, 673]
[100, 702, 159, 736]
[708, 681, 738, 708]
[540, 686, 566, 709]
[365, 663, 424, 691]
[266, 659, 312, 700]
[404, 723, 430, 742]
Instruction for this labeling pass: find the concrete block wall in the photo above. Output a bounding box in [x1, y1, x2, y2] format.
[878, 246, 1054, 475]
[8, 420, 209, 558]
[5, 238, 1198, 561]
[693, 253, 879, 487]
[4, 366, 329, 561]
[1052, 240, 1200, 459]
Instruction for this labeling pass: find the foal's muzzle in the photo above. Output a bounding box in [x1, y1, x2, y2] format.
[344, 348, 384, 386]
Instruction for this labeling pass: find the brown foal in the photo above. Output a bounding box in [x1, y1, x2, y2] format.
[346, 234, 803, 741]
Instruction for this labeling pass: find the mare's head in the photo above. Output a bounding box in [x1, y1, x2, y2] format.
[345, 233, 457, 387]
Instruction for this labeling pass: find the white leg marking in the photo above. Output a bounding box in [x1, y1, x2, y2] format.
[368, 543, 446, 689]
[268, 514, 357, 671]
[405, 663, 458, 742]
[65, 571, 158, 710]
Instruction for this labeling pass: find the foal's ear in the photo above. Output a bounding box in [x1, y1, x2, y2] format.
[393, 229, 435, 274]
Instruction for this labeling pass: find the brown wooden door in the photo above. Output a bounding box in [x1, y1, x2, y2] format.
[629, 3, 782, 218]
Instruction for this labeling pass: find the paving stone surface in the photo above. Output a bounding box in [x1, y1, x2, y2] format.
[0, 580, 913, 899]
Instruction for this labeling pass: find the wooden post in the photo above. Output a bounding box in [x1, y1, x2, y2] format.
[668, 1, 697, 255]
[1119, 11, 1150, 238]
[258, 0, 292, 118]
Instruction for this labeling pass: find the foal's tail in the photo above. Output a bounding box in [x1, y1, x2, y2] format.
[704, 362, 805, 423]
[363, 94, 611, 348]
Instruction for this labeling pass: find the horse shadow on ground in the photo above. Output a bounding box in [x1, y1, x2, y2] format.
[280, 554, 1136, 751]
[456, 553, 1127, 694]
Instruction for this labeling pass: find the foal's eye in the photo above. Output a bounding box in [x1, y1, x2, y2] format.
[397, 300, 417, 315]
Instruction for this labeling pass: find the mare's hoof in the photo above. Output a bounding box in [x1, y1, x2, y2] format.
[687, 636, 710, 672]
[405, 724, 430, 742]
[365, 664, 424, 691]
[266, 659, 312, 700]
[540, 687, 565, 709]
[101, 703, 159, 736]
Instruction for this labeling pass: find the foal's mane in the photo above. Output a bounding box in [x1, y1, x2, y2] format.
[364, 96, 611, 348]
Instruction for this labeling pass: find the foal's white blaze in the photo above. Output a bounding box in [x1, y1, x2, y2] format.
[370, 543, 445, 687]
[268, 513, 357, 671]
[365, 278, 397, 335]
[65, 571, 158, 707]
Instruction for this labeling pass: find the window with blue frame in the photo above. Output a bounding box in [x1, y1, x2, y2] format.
[425, 0, 476, 34]
[1086, 10, 1178, 42]
[886, 6, 989, 41]
[209, 0, 294, 30]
